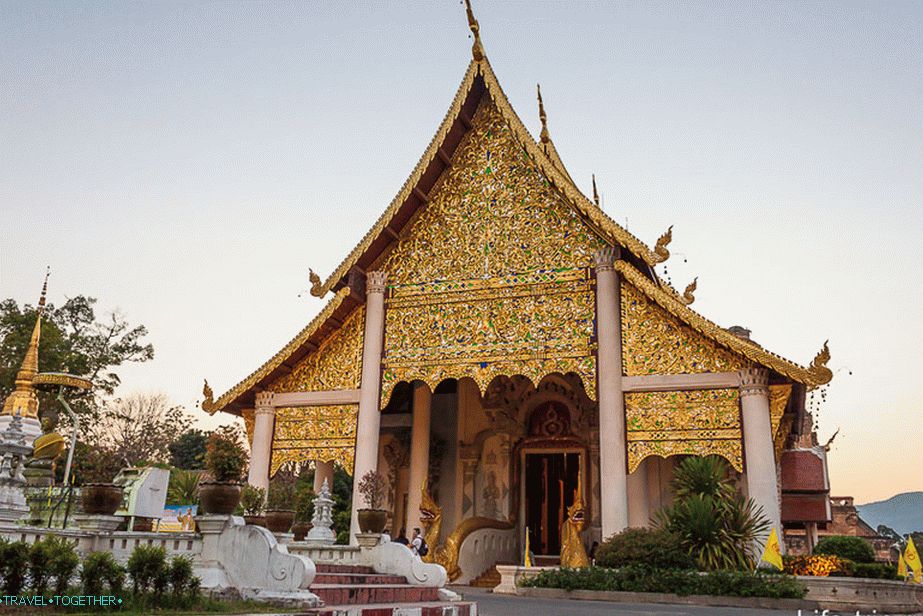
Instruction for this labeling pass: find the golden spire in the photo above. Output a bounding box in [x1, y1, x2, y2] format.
[537, 84, 550, 144]
[592, 174, 599, 206]
[2, 269, 50, 418]
[463, 0, 484, 61]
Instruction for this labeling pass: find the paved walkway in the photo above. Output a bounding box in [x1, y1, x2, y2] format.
[460, 587, 802, 616]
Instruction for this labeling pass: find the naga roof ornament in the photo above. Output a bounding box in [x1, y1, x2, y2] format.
[309, 268, 323, 298]
[464, 0, 484, 62]
[808, 341, 833, 386]
[682, 277, 697, 305]
[592, 174, 600, 206]
[537, 84, 550, 144]
[653, 225, 673, 263]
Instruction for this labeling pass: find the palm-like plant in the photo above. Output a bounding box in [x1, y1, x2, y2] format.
[655, 456, 769, 571]
[166, 469, 202, 505]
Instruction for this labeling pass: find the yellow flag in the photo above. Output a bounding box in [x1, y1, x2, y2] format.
[898, 553, 908, 578]
[524, 527, 533, 568]
[760, 528, 784, 571]
[905, 537, 921, 576]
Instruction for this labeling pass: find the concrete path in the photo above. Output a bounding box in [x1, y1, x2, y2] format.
[460, 587, 807, 616]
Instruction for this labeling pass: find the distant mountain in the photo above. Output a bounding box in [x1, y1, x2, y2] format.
[857, 492, 923, 536]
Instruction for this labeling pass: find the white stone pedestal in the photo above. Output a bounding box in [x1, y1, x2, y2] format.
[74, 514, 123, 532]
[0, 416, 41, 446]
[355, 532, 381, 549]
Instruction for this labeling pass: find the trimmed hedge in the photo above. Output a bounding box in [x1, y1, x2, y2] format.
[595, 528, 695, 571]
[814, 536, 876, 564]
[519, 565, 806, 599]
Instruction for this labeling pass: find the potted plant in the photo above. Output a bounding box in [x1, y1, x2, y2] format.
[241, 485, 266, 527]
[356, 470, 388, 534]
[198, 426, 246, 515]
[265, 475, 296, 533]
[78, 445, 124, 516]
[291, 483, 315, 541]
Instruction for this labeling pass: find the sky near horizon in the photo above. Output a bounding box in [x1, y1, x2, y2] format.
[1, 1, 921, 504]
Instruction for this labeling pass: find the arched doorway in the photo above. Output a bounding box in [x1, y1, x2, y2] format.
[515, 400, 587, 557]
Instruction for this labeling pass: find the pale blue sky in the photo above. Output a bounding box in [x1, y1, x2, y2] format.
[1, 1, 921, 502]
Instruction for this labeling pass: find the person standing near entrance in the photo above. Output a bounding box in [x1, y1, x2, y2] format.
[411, 527, 428, 557]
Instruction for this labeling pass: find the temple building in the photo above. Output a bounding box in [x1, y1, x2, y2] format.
[202, 3, 834, 581]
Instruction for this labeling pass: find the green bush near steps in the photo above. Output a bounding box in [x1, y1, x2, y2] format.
[813, 535, 877, 564]
[519, 565, 807, 599]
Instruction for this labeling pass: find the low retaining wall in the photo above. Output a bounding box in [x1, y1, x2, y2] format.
[497, 565, 923, 614]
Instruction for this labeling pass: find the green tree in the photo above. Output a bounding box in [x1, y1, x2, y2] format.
[655, 456, 770, 571]
[0, 296, 153, 425]
[169, 430, 207, 470]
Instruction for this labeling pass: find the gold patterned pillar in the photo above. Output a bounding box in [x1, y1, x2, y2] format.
[248, 391, 275, 492]
[739, 367, 783, 550]
[350, 271, 388, 543]
[594, 246, 629, 536]
[405, 382, 432, 534]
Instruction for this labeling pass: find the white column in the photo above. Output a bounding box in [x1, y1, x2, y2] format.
[314, 459, 334, 494]
[349, 271, 388, 543]
[739, 367, 783, 550]
[404, 382, 432, 535]
[594, 246, 629, 538]
[627, 458, 650, 527]
[247, 392, 275, 491]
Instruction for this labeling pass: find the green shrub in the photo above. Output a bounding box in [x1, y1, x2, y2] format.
[167, 556, 200, 597]
[519, 565, 806, 599]
[851, 562, 898, 580]
[204, 425, 247, 482]
[814, 536, 876, 564]
[595, 528, 695, 570]
[267, 474, 296, 511]
[241, 485, 266, 516]
[81, 551, 125, 597]
[29, 537, 55, 595]
[127, 544, 168, 594]
[38, 536, 80, 595]
[0, 539, 30, 596]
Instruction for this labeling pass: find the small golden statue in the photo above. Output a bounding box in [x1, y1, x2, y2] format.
[559, 474, 590, 569]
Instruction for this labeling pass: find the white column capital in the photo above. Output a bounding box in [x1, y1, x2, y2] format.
[254, 391, 276, 409]
[367, 271, 388, 294]
[593, 246, 617, 272]
[738, 367, 769, 398]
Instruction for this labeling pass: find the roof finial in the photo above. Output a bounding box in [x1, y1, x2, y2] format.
[592, 174, 599, 206]
[38, 266, 50, 312]
[537, 84, 550, 144]
[1, 269, 50, 419]
[464, 0, 484, 62]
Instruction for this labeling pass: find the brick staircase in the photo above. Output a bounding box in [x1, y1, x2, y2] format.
[469, 565, 501, 589]
[306, 564, 476, 615]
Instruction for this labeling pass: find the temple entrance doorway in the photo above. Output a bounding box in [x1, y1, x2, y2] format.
[524, 451, 580, 556]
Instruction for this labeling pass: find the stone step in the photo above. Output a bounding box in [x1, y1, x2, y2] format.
[313, 572, 409, 585]
[315, 564, 377, 574]
[305, 600, 476, 616]
[468, 565, 501, 589]
[310, 584, 441, 606]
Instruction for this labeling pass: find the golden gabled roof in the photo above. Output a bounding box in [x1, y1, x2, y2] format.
[311, 54, 662, 298]
[202, 287, 353, 415]
[616, 260, 833, 387]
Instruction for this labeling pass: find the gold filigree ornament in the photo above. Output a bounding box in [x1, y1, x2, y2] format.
[616, 261, 833, 386]
[625, 389, 743, 473]
[270, 405, 358, 477]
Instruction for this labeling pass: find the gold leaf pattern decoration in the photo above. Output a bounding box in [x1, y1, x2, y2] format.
[242, 409, 255, 447]
[620, 281, 745, 376]
[269, 305, 365, 393]
[377, 96, 602, 402]
[625, 389, 743, 472]
[270, 405, 358, 477]
[381, 96, 606, 284]
[769, 383, 793, 460]
[382, 270, 597, 404]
